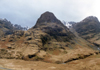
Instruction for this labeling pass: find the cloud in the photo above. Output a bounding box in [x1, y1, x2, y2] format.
[0, 0, 99, 28]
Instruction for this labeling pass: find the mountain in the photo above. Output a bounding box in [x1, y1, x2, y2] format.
[73, 16, 100, 35]
[33, 12, 75, 42]
[0, 18, 28, 37]
[72, 16, 100, 47]
[0, 18, 14, 37]
[0, 12, 98, 64]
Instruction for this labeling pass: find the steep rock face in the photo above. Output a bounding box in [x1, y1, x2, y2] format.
[33, 11, 75, 42]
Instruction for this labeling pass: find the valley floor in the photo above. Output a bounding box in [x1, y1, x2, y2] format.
[0, 54, 100, 70]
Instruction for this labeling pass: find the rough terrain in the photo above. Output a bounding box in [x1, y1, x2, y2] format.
[0, 12, 99, 70]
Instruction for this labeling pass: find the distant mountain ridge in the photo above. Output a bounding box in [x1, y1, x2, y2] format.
[14, 24, 28, 30]
[0, 18, 28, 37]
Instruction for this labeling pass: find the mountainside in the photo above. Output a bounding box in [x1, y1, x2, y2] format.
[0, 12, 98, 64]
[72, 16, 100, 47]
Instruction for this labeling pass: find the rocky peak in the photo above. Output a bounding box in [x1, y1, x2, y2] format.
[34, 11, 63, 28]
[36, 11, 59, 23]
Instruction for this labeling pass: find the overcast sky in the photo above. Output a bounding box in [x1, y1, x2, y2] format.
[0, 0, 100, 28]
